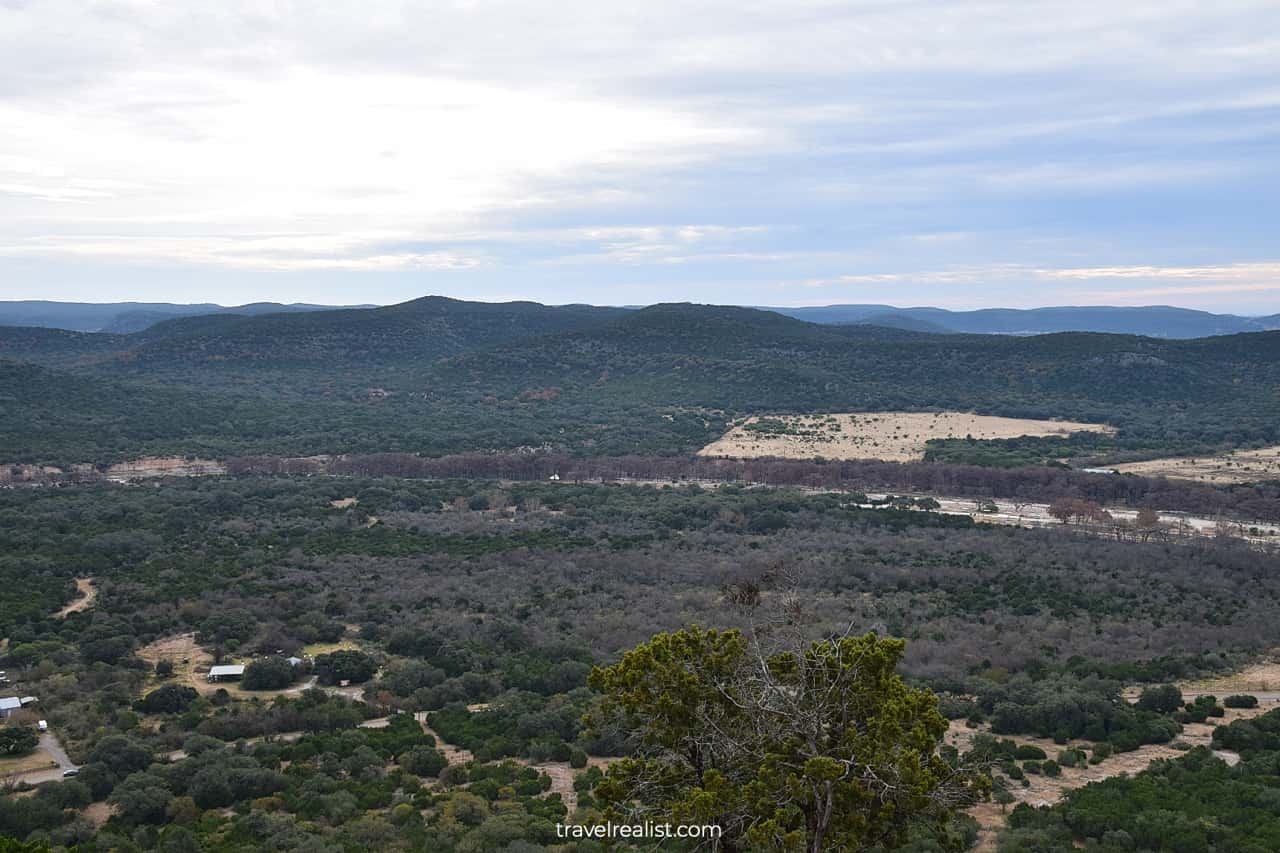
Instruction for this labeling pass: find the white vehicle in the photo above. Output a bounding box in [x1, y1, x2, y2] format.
[37, 719, 48, 732]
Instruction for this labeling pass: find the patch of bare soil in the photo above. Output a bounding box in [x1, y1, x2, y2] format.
[531, 762, 578, 810]
[698, 412, 1113, 462]
[54, 578, 96, 618]
[416, 714, 473, 766]
[135, 633, 217, 695]
[82, 801, 117, 827]
[1112, 445, 1280, 484]
[330, 497, 359, 508]
[412, 712, 614, 812]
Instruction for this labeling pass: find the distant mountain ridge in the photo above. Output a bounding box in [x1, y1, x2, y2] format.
[0, 300, 374, 333]
[768, 304, 1280, 338]
[3, 298, 1278, 338]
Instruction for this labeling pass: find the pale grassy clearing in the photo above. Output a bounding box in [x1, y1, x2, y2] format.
[135, 633, 214, 694]
[1174, 657, 1280, 696]
[698, 411, 1114, 462]
[1112, 445, 1280, 484]
[103, 457, 227, 481]
[301, 638, 362, 658]
[0, 748, 57, 777]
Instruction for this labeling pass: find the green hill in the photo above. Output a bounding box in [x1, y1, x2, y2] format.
[2, 299, 1279, 463]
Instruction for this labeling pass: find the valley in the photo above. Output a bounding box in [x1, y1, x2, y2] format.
[6, 0, 1279, 843]
[3, 298, 1280, 852]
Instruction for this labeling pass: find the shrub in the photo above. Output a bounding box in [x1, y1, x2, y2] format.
[400, 746, 447, 778]
[136, 683, 198, 714]
[938, 695, 981, 720]
[242, 658, 296, 691]
[1057, 748, 1086, 768]
[1013, 745, 1047, 761]
[0, 727, 37, 756]
[314, 650, 377, 685]
[1225, 695, 1259, 709]
[1137, 684, 1183, 714]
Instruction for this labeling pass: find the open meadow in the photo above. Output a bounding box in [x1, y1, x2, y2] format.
[698, 411, 1115, 461]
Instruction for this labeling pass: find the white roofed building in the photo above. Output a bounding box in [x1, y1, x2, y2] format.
[207, 664, 245, 683]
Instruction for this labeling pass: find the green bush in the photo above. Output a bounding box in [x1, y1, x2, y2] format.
[1057, 748, 1086, 768]
[136, 683, 199, 714]
[242, 658, 296, 691]
[0, 727, 37, 756]
[400, 745, 448, 778]
[1136, 684, 1183, 714]
[314, 650, 377, 685]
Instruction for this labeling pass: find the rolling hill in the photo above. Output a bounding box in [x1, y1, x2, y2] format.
[0, 297, 632, 389]
[2, 298, 1279, 464]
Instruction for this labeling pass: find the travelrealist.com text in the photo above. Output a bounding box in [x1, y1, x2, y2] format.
[556, 822, 723, 840]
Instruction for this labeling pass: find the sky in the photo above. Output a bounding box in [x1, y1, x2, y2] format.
[2, 0, 1279, 313]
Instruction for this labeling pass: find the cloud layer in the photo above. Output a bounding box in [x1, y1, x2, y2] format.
[2, 0, 1279, 311]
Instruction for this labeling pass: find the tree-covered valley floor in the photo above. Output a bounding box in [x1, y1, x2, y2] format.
[4, 475, 1280, 851]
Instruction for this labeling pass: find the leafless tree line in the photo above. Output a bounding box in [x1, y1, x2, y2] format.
[220, 452, 1280, 523]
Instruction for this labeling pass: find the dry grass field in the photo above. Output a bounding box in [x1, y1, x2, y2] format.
[103, 457, 226, 481]
[0, 748, 57, 778]
[1112, 445, 1280, 484]
[300, 638, 361, 658]
[698, 411, 1114, 462]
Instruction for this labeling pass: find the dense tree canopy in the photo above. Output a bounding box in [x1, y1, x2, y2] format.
[589, 626, 984, 852]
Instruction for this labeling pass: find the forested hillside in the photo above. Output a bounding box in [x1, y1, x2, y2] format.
[2, 299, 1278, 464]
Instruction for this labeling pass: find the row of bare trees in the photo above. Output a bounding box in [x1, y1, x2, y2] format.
[219, 451, 1280, 523]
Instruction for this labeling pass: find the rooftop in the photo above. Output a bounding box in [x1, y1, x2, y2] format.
[208, 664, 245, 677]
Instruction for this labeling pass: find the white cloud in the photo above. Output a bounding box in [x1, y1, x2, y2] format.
[2, 0, 1279, 309]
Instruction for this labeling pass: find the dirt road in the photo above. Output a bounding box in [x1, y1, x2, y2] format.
[965, 682, 1279, 851]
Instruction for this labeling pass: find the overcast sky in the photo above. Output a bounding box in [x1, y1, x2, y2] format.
[3, 0, 1279, 312]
